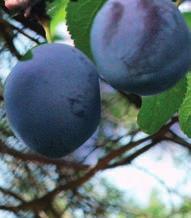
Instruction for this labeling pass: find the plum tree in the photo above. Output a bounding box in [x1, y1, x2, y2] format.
[90, 0, 191, 96]
[4, 43, 101, 158]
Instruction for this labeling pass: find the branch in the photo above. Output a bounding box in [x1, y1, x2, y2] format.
[0, 205, 19, 213]
[49, 118, 177, 196]
[0, 186, 24, 202]
[164, 129, 191, 150]
[104, 121, 177, 169]
[7, 20, 41, 44]
[0, 19, 21, 59]
[0, 117, 178, 213]
[2, 8, 45, 37]
[0, 136, 151, 212]
[0, 140, 89, 170]
[105, 141, 158, 169]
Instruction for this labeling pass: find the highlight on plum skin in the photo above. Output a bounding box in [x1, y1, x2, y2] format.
[90, 0, 191, 96]
[4, 43, 101, 158]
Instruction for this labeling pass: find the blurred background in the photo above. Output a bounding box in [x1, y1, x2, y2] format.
[0, 0, 191, 217]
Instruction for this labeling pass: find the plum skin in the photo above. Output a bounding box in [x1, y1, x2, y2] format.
[4, 43, 101, 158]
[90, 0, 191, 96]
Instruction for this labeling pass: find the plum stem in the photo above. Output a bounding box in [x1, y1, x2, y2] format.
[176, 0, 184, 7]
[39, 17, 53, 43]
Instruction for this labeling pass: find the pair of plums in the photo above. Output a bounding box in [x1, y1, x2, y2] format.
[4, 0, 191, 158]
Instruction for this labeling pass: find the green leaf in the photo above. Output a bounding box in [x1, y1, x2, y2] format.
[137, 78, 187, 134]
[183, 12, 191, 29]
[179, 73, 191, 137]
[47, 0, 68, 35]
[20, 50, 33, 61]
[66, 0, 106, 58]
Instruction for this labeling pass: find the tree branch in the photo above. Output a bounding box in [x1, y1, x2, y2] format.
[0, 186, 25, 202]
[0, 117, 178, 213]
[0, 140, 89, 170]
[105, 141, 158, 169]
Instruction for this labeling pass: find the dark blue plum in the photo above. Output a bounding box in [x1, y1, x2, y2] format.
[4, 43, 101, 158]
[91, 0, 191, 96]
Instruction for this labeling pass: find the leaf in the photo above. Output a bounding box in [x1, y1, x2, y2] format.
[66, 0, 106, 58]
[20, 50, 33, 61]
[183, 12, 191, 29]
[47, 0, 68, 35]
[179, 73, 191, 137]
[137, 78, 187, 134]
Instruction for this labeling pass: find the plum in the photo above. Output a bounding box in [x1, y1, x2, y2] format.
[90, 0, 191, 96]
[4, 43, 101, 158]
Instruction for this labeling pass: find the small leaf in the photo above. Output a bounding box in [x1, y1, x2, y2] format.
[20, 50, 33, 61]
[138, 78, 187, 134]
[183, 12, 191, 29]
[179, 73, 191, 137]
[66, 0, 106, 59]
